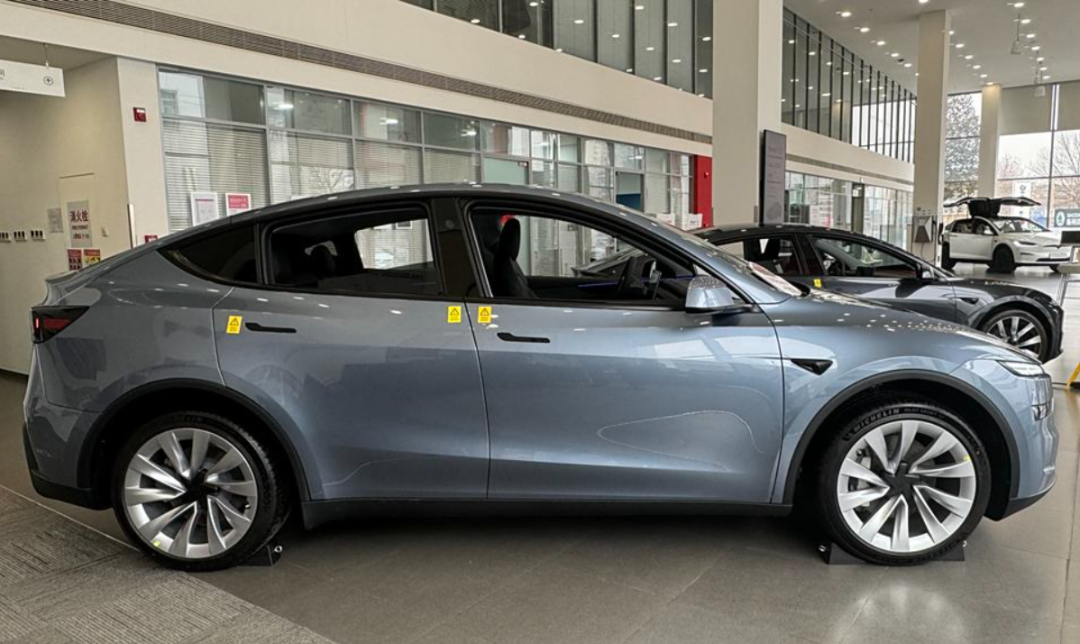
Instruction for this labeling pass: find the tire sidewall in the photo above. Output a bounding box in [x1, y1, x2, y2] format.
[819, 401, 991, 566]
[992, 245, 1016, 273]
[111, 411, 281, 571]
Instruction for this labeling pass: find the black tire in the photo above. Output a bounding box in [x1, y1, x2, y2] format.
[990, 245, 1016, 273]
[111, 411, 290, 571]
[941, 244, 957, 270]
[816, 395, 990, 566]
[979, 308, 1051, 363]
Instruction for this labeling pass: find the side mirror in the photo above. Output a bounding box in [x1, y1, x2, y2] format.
[916, 265, 936, 281]
[686, 276, 742, 314]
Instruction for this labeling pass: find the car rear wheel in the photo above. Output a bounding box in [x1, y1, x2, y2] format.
[941, 244, 957, 270]
[990, 246, 1016, 273]
[980, 308, 1049, 362]
[112, 411, 290, 571]
[817, 397, 990, 565]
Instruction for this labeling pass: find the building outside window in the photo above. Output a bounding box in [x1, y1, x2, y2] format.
[786, 171, 913, 250]
[943, 92, 982, 226]
[995, 82, 1080, 229]
[159, 69, 693, 233]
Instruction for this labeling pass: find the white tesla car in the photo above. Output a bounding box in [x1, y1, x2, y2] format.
[942, 198, 1070, 273]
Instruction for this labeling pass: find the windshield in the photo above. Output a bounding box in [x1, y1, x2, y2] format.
[996, 218, 1049, 234]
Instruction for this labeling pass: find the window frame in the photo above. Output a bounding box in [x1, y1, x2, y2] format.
[255, 199, 451, 301]
[162, 222, 262, 288]
[457, 198, 738, 311]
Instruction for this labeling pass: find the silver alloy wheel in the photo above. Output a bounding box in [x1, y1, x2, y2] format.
[987, 315, 1043, 359]
[123, 428, 258, 560]
[836, 419, 977, 554]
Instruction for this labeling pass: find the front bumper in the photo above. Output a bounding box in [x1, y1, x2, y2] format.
[1015, 246, 1071, 265]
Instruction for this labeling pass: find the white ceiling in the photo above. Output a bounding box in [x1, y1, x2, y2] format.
[0, 36, 108, 72]
[784, 0, 1080, 94]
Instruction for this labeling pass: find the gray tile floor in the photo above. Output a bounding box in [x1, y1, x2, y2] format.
[0, 265, 1077, 644]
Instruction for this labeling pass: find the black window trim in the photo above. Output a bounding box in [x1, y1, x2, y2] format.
[457, 197, 752, 311]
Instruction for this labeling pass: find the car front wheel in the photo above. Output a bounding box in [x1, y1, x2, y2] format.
[980, 308, 1049, 362]
[941, 244, 957, 270]
[990, 246, 1016, 273]
[817, 396, 990, 565]
[112, 411, 290, 571]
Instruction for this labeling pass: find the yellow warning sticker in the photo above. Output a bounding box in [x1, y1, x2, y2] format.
[478, 306, 492, 325]
[226, 315, 243, 335]
[447, 306, 462, 324]
[813, 278, 823, 288]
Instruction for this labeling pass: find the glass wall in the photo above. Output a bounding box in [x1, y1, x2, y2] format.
[996, 81, 1080, 229]
[400, 0, 714, 98]
[159, 69, 693, 232]
[786, 171, 913, 250]
[943, 92, 982, 226]
[782, 10, 915, 163]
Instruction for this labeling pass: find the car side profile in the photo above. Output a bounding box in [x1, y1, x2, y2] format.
[24, 185, 1057, 570]
[942, 216, 1070, 274]
[685, 224, 1064, 363]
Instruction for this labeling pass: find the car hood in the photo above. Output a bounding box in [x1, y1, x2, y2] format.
[1003, 231, 1062, 246]
[942, 276, 1050, 301]
[762, 289, 1034, 365]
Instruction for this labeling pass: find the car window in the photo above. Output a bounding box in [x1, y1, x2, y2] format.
[950, 220, 973, 234]
[168, 225, 258, 284]
[714, 236, 802, 276]
[996, 218, 1048, 234]
[268, 207, 441, 296]
[973, 220, 996, 236]
[810, 236, 917, 279]
[469, 207, 694, 305]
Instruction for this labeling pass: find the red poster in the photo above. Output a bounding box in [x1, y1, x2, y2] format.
[225, 193, 252, 217]
[67, 249, 83, 271]
[144, 234, 159, 244]
[83, 248, 102, 265]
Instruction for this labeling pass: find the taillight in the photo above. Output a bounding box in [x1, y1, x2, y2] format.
[30, 306, 87, 343]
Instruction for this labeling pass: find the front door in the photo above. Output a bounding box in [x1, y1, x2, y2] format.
[462, 201, 784, 503]
[214, 203, 489, 501]
[804, 234, 958, 321]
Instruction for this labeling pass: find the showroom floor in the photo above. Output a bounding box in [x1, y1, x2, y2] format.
[0, 266, 1076, 644]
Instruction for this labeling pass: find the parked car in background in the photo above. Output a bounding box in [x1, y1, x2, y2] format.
[587, 223, 1064, 363]
[941, 216, 1070, 274]
[24, 185, 1056, 571]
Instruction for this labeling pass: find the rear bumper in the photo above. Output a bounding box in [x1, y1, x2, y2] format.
[23, 422, 104, 509]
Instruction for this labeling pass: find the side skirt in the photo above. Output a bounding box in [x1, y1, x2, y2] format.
[301, 498, 792, 530]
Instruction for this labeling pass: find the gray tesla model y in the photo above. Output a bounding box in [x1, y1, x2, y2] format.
[24, 185, 1057, 569]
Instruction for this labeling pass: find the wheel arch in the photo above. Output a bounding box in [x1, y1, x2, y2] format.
[782, 370, 1019, 520]
[80, 379, 310, 507]
[969, 297, 1054, 335]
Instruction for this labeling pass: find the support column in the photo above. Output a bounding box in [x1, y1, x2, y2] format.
[912, 10, 951, 262]
[712, 0, 784, 226]
[978, 84, 1002, 197]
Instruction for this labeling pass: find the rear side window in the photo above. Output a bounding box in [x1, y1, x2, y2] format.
[715, 236, 803, 276]
[268, 208, 441, 297]
[169, 225, 258, 284]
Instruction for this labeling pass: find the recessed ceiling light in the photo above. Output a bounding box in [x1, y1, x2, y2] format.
[788, 39, 796, 44]
[904, 63, 913, 68]
[964, 55, 974, 60]
[949, 30, 956, 35]
[838, 11, 853, 18]
[671, 58, 682, 63]
[555, 48, 564, 53]
[702, 36, 712, 42]
[646, 46, 656, 51]
[1013, 2, 1026, 7]
[1040, 66, 1048, 71]
[1031, 45, 1041, 51]
[955, 43, 966, 49]
[1043, 74, 1052, 79]
[1026, 33, 1036, 39]
[667, 22, 678, 27]
[809, 51, 816, 56]
[518, 34, 526, 39]
[822, 92, 832, 97]
[635, 4, 644, 9]
[653, 76, 662, 81]
[859, 26, 871, 33]
[973, 64, 982, 69]
[573, 18, 585, 24]
[1037, 56, 1045, 62]
[1021, 18, 1032, 24]
[699, 68, 709, 73]
[626, 68, 634, 73]
[980, 73, 989, 78]
[891, 52, 900, 58]
[919, 0, 930, 4]
[876, 40, 887, 46]
[611, 33, 621, 38]
[470, 18, 480, 24]
[843, 71, 851, 76]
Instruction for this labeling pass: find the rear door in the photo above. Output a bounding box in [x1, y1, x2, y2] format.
[213, 201, 489, 501]
[805, 233, 958, 321]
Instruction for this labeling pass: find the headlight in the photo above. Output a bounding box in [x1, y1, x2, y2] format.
[1000, 360, 1045, 377]
[1013, 240, 1037, 247]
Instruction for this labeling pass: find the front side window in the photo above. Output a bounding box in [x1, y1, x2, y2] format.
[810, 236, 917, 279]
[950, 220, 973, 234]
[714, 236, 803, 276]
[973, 220, 997, 236]
[996, 218, 1048, 234]
[468, 208, 693, 305]
[269, 208, 440, 296]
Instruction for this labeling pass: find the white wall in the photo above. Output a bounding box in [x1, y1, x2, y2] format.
[0, 58, 130, 374]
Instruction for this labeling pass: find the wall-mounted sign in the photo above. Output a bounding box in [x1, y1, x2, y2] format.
[190, 192, 220, 226]
[133, 107, 147, 122]
[47, 207, 64, 233]
[83, 248, 102, 265]
[1054, 208, 1080, 229]
[760, 130, 787, 225]
[67, 249, 82, 271]
[225, 193, 252, 217]
[144, 234, 159, 244]
[0, 60, 65, 98]
[67, 200, 92, 247]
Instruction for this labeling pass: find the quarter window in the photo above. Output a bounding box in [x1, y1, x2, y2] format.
[168, 225, 258, 284]
[269, 208, 440, 296]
